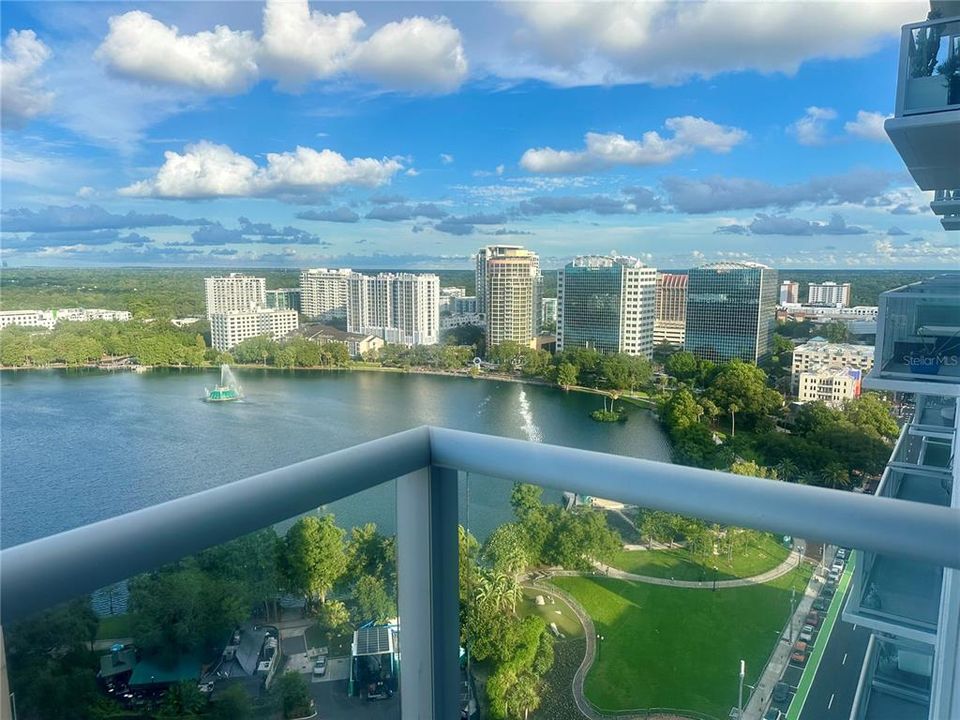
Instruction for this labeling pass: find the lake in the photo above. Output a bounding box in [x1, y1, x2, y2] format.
[0, 368, 672, 549]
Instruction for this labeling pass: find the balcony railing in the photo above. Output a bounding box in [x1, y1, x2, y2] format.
[899, 15, 960, 117]
[2, 426, 960, 719]
[850, 635, 933, 720]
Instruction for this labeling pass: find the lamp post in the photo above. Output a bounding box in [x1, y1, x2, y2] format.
[789, 587, 796, 642]
[738, 659, 745, 718]
[713, 566, 719, 592]
[596, 633, 604, 661]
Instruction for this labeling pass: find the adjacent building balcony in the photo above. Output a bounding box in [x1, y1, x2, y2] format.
[886, 15, 960, 192]
[851, 635, 933, 720]
[931, 189, 960, 231]
[866, 276, 960, 396]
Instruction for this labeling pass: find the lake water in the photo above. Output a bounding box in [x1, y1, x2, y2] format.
[0, 368, 672, 549]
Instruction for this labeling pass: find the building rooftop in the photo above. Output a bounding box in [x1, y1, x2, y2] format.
[695, 261, 771, 270]
[795, 338, 875, 355]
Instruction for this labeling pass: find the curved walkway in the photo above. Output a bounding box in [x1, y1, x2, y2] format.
[547, 551, 801, 590]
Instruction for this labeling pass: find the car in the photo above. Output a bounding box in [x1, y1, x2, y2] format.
[806, 611, 820, 626]
[773, 681, 790, 703]
[764, 710, 784, 720]
[813, 598, 830, 611]
[828, 570, 840, 584]
[822, 584, 836, 597]
[799, 624, 815, 642]
[791, 641, 808, 664]
[197, 682, 214, 694]
[831, 562, 844, 574]
[836, 548, 848, 560]
[312, 657, 327, 677]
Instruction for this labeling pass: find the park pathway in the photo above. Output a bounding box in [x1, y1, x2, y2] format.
[546, 550, 802, 590]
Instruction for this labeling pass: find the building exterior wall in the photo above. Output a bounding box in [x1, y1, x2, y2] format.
[266, 288, 302, 312]
[299, 268, 351, 320]
[779, 280, 800, 304]
[204, 275, 266, 319]
[654, 273, 688, 348]
[475, 245, 523, 316]
[482, 247, 541, 351]
[796, 367, 862, 406]
[557, 256, 656, 357]
[347, 273, 439, 346]
[790, 339, 875, 393]
[0, 310, 57, 329]
[808, 282, 852, 306]
[684, 262, 777, 363]
[210, 309, 299, 351]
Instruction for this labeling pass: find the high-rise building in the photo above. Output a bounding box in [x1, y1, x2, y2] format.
[557, 256, 657, 357]
[475, 245, 523, 316]
[346, 272, 439, 346]
[204, 274, 266, 319]
[790, 338, 875, 394]
[779, 280, 800, 305]
[684, 262, 778, 363]
[210, 309, 299, 351]
[808, 281, 851, 306]
[654, 273, 688, 348]
[478, 245, 541, 351]
[266, 288, 301, 312]
[541, 298, 558, 328]
[299, 268, 353, 320]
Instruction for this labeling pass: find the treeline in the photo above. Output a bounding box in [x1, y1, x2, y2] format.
[659, 351, 897, 489]
[459, 483, 621, 719]
[0, 321, 213, 367]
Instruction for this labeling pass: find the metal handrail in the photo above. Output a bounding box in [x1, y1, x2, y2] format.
[2, 426, 959, 626]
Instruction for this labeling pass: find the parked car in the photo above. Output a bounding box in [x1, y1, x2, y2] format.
[773, 681, 790, 702]
[805, 611, 820, 626]
[822, 584, 836, 597]
[828, 570, 840, 584]
[791, 641, 808, 664]
[813, 598, 830, 611]
[836, 548, 848, 560]
[764, 710, 784, 720]
[313, 657, 327, 677]
[799, 624, 815, 642]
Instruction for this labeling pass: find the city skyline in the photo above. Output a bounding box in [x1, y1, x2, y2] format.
[2, 0, 956, 271]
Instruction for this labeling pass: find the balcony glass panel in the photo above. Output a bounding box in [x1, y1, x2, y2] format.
[915, 394, 959, 428]
[460, 472, 815, 720]
[857, 638, 932, 720]
[3, 485, 402, 720]
[876, 278, 960, 383]
[859, 552, 943, 631]
[904, 17, 960, 115]
[879, 468, 953, 505]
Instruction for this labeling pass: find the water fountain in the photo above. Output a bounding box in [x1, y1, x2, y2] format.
[204, 364, 243, 402]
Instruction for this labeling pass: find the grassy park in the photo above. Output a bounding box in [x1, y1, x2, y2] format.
[606, 532, 791, 582]
[552, 564, 811, 719]
[518, 587, 584, 638]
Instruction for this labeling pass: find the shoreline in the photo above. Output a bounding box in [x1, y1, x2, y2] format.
[0, 362, 659, 410]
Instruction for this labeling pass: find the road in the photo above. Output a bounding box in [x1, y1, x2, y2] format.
[797, 616, 871, 720]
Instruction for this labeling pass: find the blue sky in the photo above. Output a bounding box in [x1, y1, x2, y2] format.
[1, 0, 956, 269]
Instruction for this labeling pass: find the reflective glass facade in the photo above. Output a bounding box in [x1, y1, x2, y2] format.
[684, 263, 778, 363]
[558, 263, 624, 354]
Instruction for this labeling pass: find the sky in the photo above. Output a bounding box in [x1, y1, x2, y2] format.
[1, 0, 957, 270]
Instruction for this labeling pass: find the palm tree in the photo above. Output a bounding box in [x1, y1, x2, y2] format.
[729, 403, 739, 437]
[775, 460, 799, 483]
[476, 570, 522, 614]
[820, 464, 852, 490]
[797, 470, 818, 486]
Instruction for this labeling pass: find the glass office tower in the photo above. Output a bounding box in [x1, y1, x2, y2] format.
[684, 262, 778, 363]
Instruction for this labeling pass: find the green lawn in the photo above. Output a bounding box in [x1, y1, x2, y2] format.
[607, 532, 791, 582]
[518, 587, 584, 638]
[96, 614, 134, 641]
[553, 565, 811, 719]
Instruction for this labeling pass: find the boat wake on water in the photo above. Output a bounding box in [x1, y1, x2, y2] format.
[517, 388, 542, 443]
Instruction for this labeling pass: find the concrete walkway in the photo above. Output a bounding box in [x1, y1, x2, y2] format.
[548, 550, 803, 590]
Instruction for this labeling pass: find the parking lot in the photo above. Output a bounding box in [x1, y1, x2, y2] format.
[308, 678, 400, 720]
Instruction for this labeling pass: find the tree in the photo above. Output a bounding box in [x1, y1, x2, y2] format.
[482, 523, 530, 580]
[209, 684, 252, 720]
[280, 515, 347, 607]
[556, 362, 578, 388]
[775, 459, 799, 483]
[730, 460, 777, 479]
[728, 402, 739, 437]
[705, 360, 783, 430]
[476, 570, 523, 614]
[314, 599, 351, 635]
[793, 401, 843, 435]
[823, 321, 850, 343]
[661, 388, 703, 432]
[271, 671, 312, 719]
[843, 393, 899, 440]
[820, 463, 852, 490]
[664, 351, 699, 382]
[196, 528, 281, 620]
[600, 353, 652, 392]
[159, 680, 206, 716]
[346, 523, 396, 588]
[352, 575, 395, 623]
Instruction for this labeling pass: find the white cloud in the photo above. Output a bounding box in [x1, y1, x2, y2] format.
[788, 106, 838, 146]
[120, 141, 403, 199]
[404, 168, 420, 177]
[95, 1, 467, 95]
[1, 29, 54, 128]
[440, 153, 454, 164]
[96, 11, 259, 94]
[845, 110, 891, 142]
[494, 1, 924, 87]
[520, 116, 747, 173]
[76, 186, 96, 199]
[496, 164, 505, 176]
[258, 2, 363, 89]
[349, 16, 467, 92]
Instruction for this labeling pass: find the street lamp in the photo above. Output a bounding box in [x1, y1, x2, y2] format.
[596, 633, 604, 661]
[738, 659, 745, 718]
[713, 566, 719, 592]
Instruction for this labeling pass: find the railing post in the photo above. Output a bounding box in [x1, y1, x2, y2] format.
[396, 465, 459, 719]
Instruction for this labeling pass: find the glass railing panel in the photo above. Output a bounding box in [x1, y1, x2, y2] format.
[460, 472, 825, 720]
[3, 483, 401, 720]
[877, 290, 960, 381]
[860, 552, 943, 632]
[904, 18, 960, 114]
